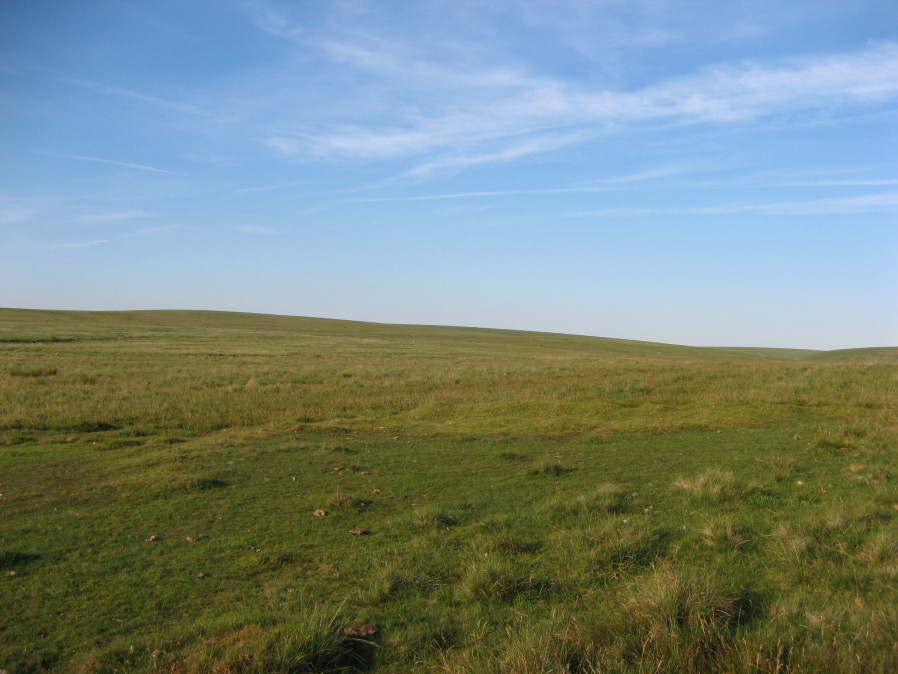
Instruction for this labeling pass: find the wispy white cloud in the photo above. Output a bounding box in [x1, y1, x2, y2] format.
[61, 77, 208, 116]
[50, 224, 178, 249]
[261, 34, 898, 180]
[241, 0, 305, 40]
[51, 239, 110, 249]
[586, 167, 692, 185]
[129, 224, 180, 237]
[764, 179, 898, 188]
[600, 41, 898, 124]
[399, 131, 589, 178]
[0, 195, 39, 226]
[236, 179, 305, 194]
[568, 192, 898, 218]
[234, 225, 278, 234]
[354, 187, 607, 204]
[119, 4, 207, 44]
[77, 210, 153, 223]
[47, 153, 186, 176]
[353, 167, 686, 203]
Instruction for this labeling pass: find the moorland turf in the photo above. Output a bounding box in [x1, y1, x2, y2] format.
[1, 310, 896, 672]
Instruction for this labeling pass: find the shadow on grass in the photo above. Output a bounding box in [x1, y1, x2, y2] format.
[0, 550, 41, 568]
[494, 537, 543, 554]
[188, 477, 230, 490]
[529, 462, 576, 477]
[70, 420, 120, 433]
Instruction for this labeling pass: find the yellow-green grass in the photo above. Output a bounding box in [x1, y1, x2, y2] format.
[1, 309, 896, 672]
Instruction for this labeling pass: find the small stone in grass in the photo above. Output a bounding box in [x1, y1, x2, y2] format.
[313, 509, 327, 517]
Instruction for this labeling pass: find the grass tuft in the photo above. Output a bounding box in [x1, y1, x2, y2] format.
[498, 451, 529, 462]
[462, 562, 558, 602]
[769, 456, 797, 482]
[188, 477, 230, 490]
[498, 616, 595, 673]
[675, 468, 752, 502]
[8, 365, 58, 377]
[368, 562, 451, 603]
[529, 461, 574, 477]
[557, 483, 629, 518]
[69, 420, 119, 433]
[332, 494, 372, 509]
[422, 509, 459, 528]
[494, 536, 542, 555]
[860, 532, 898, 574]
[587, 521, 670, 578]
[619, 564, 758, 671]
[701, 519, 753, 552]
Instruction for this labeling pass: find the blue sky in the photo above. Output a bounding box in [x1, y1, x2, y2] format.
[1, 0, 896, 349]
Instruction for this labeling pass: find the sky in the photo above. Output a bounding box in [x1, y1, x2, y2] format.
[1, 1, 897, 350]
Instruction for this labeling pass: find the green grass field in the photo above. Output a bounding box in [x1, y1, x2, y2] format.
[2, 309, 896, 672]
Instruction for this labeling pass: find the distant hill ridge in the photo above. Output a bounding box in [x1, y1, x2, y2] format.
[1, 308, 896, 363]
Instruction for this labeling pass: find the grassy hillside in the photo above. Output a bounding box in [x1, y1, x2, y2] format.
[718, 344, 898, 363]
[709, 347, 826, 360]
[2, 310, 896, 672]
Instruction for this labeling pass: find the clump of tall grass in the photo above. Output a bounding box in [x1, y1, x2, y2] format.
[815, 420, 870, 453]
[366, 560, 451, 603]
[675, 468, 753, 502]
[498, 615, 595, 673]
[767, 597, 898, 672]
[528, 461, 573, 477]
[769, 456, 796, 482]
[587, 521, 670, 578]
[0, 431, 33, 446]
[498, 451, 528, 462]
[235, 550, 298, 576]
[421, 509, 459, 528]
[187, 476, 229, 491]
[8, 365, 58, 377]
[387, 615, 461, 664]
[860, 531, 898, 575]
[332, 494, 372, 509]
[617, 564, 756, 672]
[701, 519, 753, 552]
[75, 601, 376, 674]
[461, 562, 557, 603]
[325, 444, 359, 455]
[493, 536, 542, 555]
[768, 508, 892, 583]
[226, 602, 375, 673]
[552, 483, 629, 520]
[463, 566, 758, 673]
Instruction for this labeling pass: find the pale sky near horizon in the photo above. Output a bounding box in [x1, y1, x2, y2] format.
[1, 1, 897, 350]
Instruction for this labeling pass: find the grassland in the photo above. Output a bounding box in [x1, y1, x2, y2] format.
[1, 309, 896, 672]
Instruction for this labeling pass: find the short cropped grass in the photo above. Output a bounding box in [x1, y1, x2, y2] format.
[1, 309, 896, 672]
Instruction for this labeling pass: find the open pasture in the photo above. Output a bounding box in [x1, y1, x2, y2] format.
[1, 310, 896, 672]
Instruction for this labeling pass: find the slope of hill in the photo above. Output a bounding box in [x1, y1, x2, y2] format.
[2, 308, 896, 672]
[3, 308, 892, 362]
